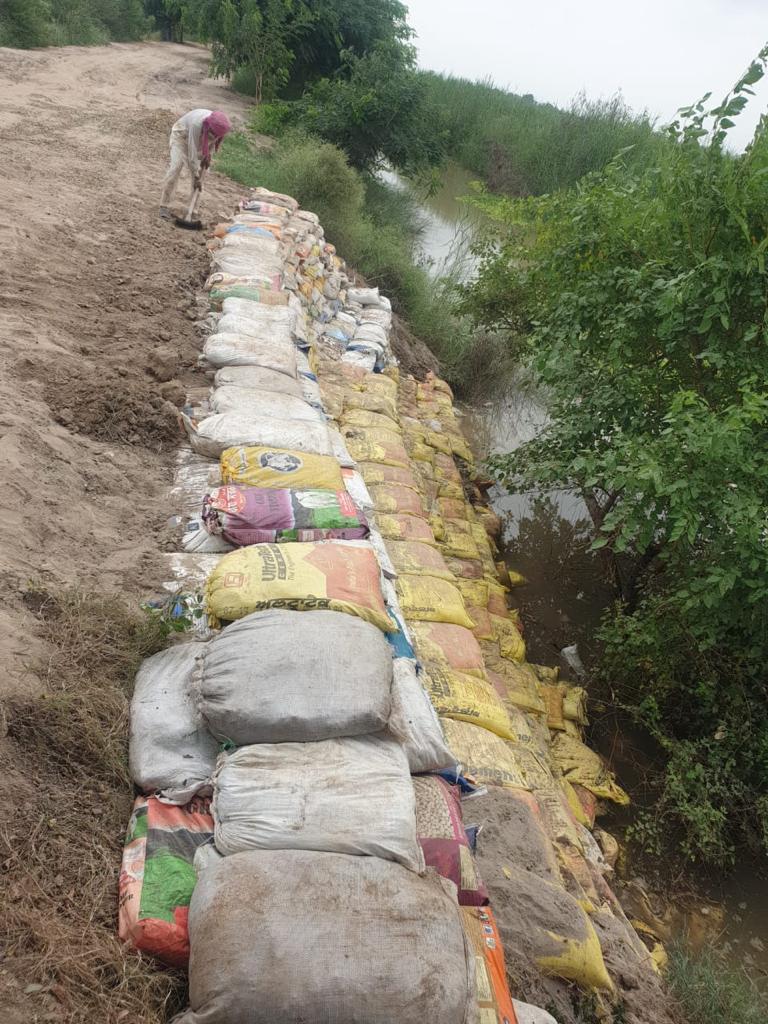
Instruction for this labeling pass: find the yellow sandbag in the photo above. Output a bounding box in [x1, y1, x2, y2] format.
[375, 513, 438, 546]
[395, 575, 474, 630]
[437, 478, 465, 501]
[357, 462, 421, 491]
[428, 511, 446, 542]
[384, 540, 453, 581]
[343, 432, 410, 470]
[343, 390, 398, 422]
[205, 542, 395, 633]
[437, 497, 467, 520]
[486, 580, 510, 617]
[433, 452, 463, 483]
[440, 719, 529, 789]
[440, 519, 481, 560]
[454, 578, 491, 609]
[353, 373, 398, 400]
[550, 733, 630, 806]
[220, 446, 344, 491]
[368, 484, 427, 519]
[491, 614, 527, 663]
[341, 408, 401, 433]
[424, 429, 452, 456]
[407, 439, 436, 466]
[450, 435, 475, 464]
[425, 664, 515, 739]
[483, 651, 547, 715]
[466, 604, 494, 641]
[408, 621, 486, 679]
[537, 915, 613, 992]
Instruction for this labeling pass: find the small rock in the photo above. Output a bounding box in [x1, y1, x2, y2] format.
[150, 347, 179, 383]
[159, 380, 187, 407]
[24, 983, 45, 994]
[749, 935, 765, 952]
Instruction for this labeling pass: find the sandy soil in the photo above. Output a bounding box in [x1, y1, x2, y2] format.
[0, 42, 248, 699]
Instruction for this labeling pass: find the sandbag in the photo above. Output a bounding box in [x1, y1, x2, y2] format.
[549, 733, 630, 806]
[183, 412, 333, 459]
[129, 644, 219, 804]
[425, 664, 516, 740]
[196, 609, 392, 744]
[385, 539, 454, 581]
[177, 849, 476, 1024]
[212, 736, 422, 871]
[209, 387, 322, 421]
[375, 512, 438, 546]
[395, 574, 475, 629]
[389, 658, 458, 774]
[205, 270, 284, 296]
[220, 445, 344, 491]
[414, 775, 489, 907]
[358, 461, 421, 490]
[118, 796, 213, 967]
[409, 621, 486, 679]
[462, 907, 519, 1024]
[491, 613, 527, 663]
[202, 484, 368, 544]
[368, 483, 427, 519]
[441, 518, 481, 560]
[205, 541, 394, 632]
[342, 428, 410, 469]
[441, 719, 529, 790]
[213, 364, 301, 395]
[341, 408, 401, 433]
[201, 332, 298, 375]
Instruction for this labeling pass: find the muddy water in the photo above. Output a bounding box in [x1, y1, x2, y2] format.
[398, 165, 768, 980]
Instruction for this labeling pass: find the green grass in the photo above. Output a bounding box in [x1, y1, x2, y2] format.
[667, 944, 767, 1024]
[419, 72, 664, 195]
[216, 128, 508, 396]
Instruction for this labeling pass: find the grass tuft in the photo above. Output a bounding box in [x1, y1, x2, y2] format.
[667, 943, 767, 1024]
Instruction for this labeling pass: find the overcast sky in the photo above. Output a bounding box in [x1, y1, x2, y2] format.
[405, 0, 768, 149]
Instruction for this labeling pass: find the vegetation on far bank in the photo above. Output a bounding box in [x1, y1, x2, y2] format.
[459, 49, 768, 866]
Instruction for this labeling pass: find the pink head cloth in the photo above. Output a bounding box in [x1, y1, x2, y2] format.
[201, 111, 232, 161]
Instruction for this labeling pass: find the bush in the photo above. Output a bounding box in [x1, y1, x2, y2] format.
[0, 0, 150, 47]
[0, 0, 52, 47]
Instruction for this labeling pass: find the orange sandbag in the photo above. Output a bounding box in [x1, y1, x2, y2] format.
[409, 621, 486, 679]
[461, 906, 519, 1024]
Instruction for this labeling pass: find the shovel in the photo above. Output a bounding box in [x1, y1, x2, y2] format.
[174, 171, 205, 230]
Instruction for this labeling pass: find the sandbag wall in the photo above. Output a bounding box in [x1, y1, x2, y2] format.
[119, 186, 665, 1024]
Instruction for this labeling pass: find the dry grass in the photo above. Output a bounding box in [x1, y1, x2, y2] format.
[0, 586, 185, 1023]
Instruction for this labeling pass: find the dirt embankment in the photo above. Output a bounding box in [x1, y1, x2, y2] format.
[0, 42, 247, 1021]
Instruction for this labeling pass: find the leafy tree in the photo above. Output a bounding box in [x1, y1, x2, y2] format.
[0, 0, 52, 46]
[459, 47, 768, 864]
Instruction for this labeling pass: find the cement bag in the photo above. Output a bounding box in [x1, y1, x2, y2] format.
[344, 389, 399, 422]
[395, 575, 475, 629]
[246, 186, 299, 211]
[409, 621, 485, 679]
[204, 270, 284, 296]
[213, 364, 300, 395]
[201, 332, 297, 376]
[441, 519, 482, 560]
[212, 736, 422, 871]
[549, 733, 630, 806]
[369, 483, 427, 519]
[129, 645, 219, 804]
[182, 518, 234, 554]
[205, 541, 394, 632]
[203, 484, 368, 545]
[348, 286, 390, 307]
[414, 776, 489, 907]
[342, 408, 401, 433]
[215, 311, 292, 346]
[492, 613, 527, 663]
[376, 512, 438, 546]
[385, 539, 453, 581]
[183, 412, 332, 459]
[390, 658, 458, 774]
[118, 796, 213, 967]
[209, 387, 322, 422]
[342, 467, 374, 511]
[327, 426, 356, 468]
[358, 461, 421, 490]
[196, 609, 392, 744]
[461, 907, 519, 1024]
[440, 719, 528, 790]
[177, 849, 475, 1024]
[211, 250, 283, 280]
[220, 445, 344, 491]
[343, 429, 410, 469]
[425, 664, 516, 740]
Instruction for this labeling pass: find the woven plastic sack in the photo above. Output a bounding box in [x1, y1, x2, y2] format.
[220, 445, 343, 492]
[414, 775, 489, 907]
[212, 736, 422, 870]
[376, 512, 438, 546]
[455, 578, 491, 609]
[440, 719, 529, 790]
[395, 575, 474, 629]
[390, 658, 458, 774]
[343, 429, 410, 470]
[205, 270, 284, 295]
[213, 364, 301, 395]
[491, 614, 527, 662]
[129, 645, 218, 804]
[484, 654, 547, 716]
[118, 796, 213, 967]
[341, 408, 400, 433]
[425, 664, 516, 740]
[205, 541, 394, 632]
[342, 390, 399, 425]
[384, 539, 453, 581]
[201, 332, 298, 375]
[441, 519, 481, 560]
[467, 604, 495, 641]
[549, 733, 630, 806]
[461, 907, 519, 1024]
[196, 609, 392, 744]
[409, 621, 486, 679]
[358, 461, 422, 491]
[177, 849, 476, 1024]
[183, 412, 332, 460]
[247, 186, 299, 211]
[368, 483, 427, 519]
[203, 485, 368, 545]
[209, 387, 322, 421]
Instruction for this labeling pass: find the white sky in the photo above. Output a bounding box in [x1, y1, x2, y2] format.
[405, 0, 768, 149]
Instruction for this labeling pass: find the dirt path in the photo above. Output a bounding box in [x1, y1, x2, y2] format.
[0, 42, 249, 699]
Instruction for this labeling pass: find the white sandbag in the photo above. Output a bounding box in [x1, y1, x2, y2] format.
[347, 286, 382, 306]
[361, 307, 393, 331]
[212, 250, 284, 280]
[299, 374, 323, 410]
[182, 411, 333, 460]
[196, 609, 393, 744]
[513, 1002, 560, 1024]
[201, 332, 297, 376]
[342, 349, 377, 372]
[247, 186, 299, 212]
[221, 297, 307, 344]
[353, 323, 388, 347]
[390, 658, 458, 774]
[328, 425, 356, 467]
[182, 517, 234, 554]
[129, 644, 218, 804]
[209, 387, 323, 422]
[366, 525, 398, 579]
[212, 735, 423, 871]
[213, 364, 301, 395]
[342, 468, 373, 510]
[217, 312, 293, 344]
[170, 449, 221, 517]
[220, 232, 281, 256]
[177, 849, 476, 1024]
